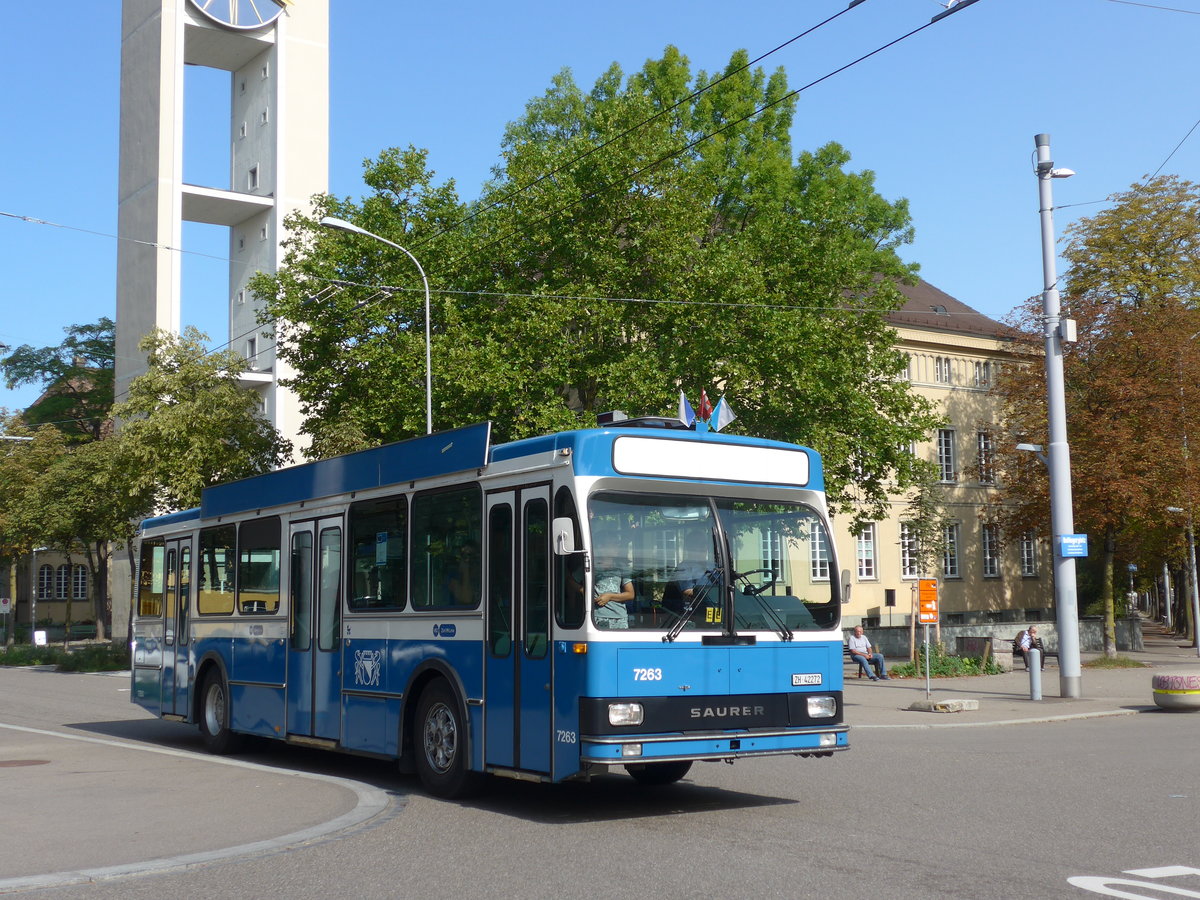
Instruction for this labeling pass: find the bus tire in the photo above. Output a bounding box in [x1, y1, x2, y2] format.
[199, 670, 244, 755]
[625, 760, 693, 785]
[414, 680, 484, 798]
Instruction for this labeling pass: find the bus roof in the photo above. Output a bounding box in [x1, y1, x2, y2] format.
[139, 420, 822, 530]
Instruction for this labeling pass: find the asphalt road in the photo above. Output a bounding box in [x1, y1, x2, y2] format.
[1, 666, 1198, 899]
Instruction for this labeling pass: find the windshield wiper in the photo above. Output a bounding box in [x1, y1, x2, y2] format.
[662, 573, 717, 643]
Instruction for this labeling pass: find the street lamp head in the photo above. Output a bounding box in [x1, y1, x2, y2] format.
[1016, 443, 1044, 453]
[1167, 507, 1186, 514]
[1050, 168, 1076, 179]
[319, 215, 367, 237]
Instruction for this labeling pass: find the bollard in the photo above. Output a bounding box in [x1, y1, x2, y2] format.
[1028, 648, 1042, 700]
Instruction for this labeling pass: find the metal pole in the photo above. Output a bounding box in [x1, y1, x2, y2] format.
[924, 623, 931, 700]
[1188, 518, 1200, 656]
[1034, 134, 1083, 698]
[318, 217, 434, 434]
[1028, 648, 1042, 700]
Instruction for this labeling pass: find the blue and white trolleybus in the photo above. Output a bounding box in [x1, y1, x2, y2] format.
[132, 415, 850, 796]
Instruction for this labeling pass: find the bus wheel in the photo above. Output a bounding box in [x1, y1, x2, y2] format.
[414, 681, 483, 798]
[199, 671, 244, 755]
[625, 760, 693, 785]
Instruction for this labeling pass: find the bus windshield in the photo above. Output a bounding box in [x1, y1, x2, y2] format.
[587, 491, 838, 634]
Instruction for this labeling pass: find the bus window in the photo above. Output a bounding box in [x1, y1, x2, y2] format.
[348, 495, 407, 611]
[238, 517, 281, 614]
[488, 504, 513, 656]
[411, 485, 482, 610]
[553, 487, 584, 629]
[317, 527, 341, 651]
[138, 539, 165, 618]
[523, 498, 549, 658]
[291, 531, 313, 650]
[197, 525, 236, 615]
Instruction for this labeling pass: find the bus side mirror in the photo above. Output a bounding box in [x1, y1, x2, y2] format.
[553, 517, 577, 555]
[841, 569, 852, 604]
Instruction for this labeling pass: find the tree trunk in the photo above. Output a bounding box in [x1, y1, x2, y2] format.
[1102, 526, 1117, 658]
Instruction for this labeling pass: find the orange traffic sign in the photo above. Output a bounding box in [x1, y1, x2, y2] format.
[917, 579, 939, 624]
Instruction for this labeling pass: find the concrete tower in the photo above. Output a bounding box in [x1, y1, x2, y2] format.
[115, 0, 329, 452]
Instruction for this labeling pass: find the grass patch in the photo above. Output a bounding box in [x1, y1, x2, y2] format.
[1082, 655, 1148, 669]
[0, 642, 130, 672]
[889, 642, 1005, 678]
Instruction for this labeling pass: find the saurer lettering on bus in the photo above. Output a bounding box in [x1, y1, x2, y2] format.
[690, 705, 766, 719]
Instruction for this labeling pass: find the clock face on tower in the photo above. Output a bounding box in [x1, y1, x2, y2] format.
[188, 0, 290, 31]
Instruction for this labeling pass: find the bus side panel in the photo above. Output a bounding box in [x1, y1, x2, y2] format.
[231, 627, 287, 686]
[342, 636, 397, 755]
[342, 694, 400, 756]
[552, 641, 588, 781]
[229, 627, 287, 738]
[231, 683, 286, 738]
[726, 641, 844, 695]
[131, 620, 164, 715]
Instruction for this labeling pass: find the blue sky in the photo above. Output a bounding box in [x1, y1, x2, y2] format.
[3, 0, 1198, 413]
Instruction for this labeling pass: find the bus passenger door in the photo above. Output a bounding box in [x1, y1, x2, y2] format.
[161, 544, 178, 714]
[484, 486, 553, 775]
[287, 518, 343, 740]
[165, 538, 192, 717]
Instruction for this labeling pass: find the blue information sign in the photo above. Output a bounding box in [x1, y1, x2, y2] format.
[1058, 534, 1089, 558]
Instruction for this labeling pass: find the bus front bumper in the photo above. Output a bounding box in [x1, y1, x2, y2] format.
[579, 725, 849, 764]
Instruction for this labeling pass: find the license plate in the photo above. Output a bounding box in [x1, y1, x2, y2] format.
[792, 673, 823, 686]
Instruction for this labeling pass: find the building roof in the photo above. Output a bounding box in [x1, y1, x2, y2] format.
[886, 279, 1014, 341]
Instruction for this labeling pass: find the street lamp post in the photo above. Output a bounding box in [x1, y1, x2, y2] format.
[1034, 133, 1083, 698]
[1166, 507, 1200, 657]
[318, 216, 433, 435]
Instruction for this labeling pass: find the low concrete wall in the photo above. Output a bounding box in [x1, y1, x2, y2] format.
[848, 616, 1144, 661]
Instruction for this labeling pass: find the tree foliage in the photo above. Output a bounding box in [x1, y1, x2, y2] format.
[1, 318, 114, 442]
[255, 47, 941, 529]
[991, 176, 1200, 653]
[113, 328, 293, 511]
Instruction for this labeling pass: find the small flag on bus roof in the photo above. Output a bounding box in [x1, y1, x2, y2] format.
[698, 390, 713, 422]
[712, 396, 737, 432]
[678, 390, 696, 427]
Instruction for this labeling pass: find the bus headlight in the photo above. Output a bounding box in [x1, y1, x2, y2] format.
[608, 702, 644, 726]
[807, 696, 836, 718]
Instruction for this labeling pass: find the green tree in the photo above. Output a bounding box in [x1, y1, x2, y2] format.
[992, 176, 1200, 656]
[114, 327, 292, 510]
[256, 47, 940, 529]
[1, 318, 114, 442]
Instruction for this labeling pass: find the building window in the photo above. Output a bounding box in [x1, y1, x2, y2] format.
[974, 360, 991, 387]
[810, 526, 830, 582]
[38, 564, 53, 600]
[246, 337, 258, 369]
[259, 224, 268, 241]
[856, 524, 877, 581]
[982, 524, 1001, 578]
[1020, 532, 1038, 577]
[239, 121, 247, 139]
[900, 522, 919, 579]
[937, 429, 956, 482]
[935, 356, 952, 384]
[248, 165, 259, 191]
[73, 565, 88, 600]
[261, 63, 269, 79]
[977, 430, 995, 484]
[943, 524, 960, 578]
[236, 289, 246, 306]
[260, 108, 269, 126]
[56, 564, 71, 599]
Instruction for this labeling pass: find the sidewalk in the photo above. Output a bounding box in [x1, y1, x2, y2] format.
[844, 620, 1200, 728]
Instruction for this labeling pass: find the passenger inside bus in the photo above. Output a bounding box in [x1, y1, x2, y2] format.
[447, 540, 482, 606]
[592, 541, 634, 630]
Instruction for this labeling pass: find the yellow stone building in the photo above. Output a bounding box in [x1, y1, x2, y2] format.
[834, 280, 1051, 629]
